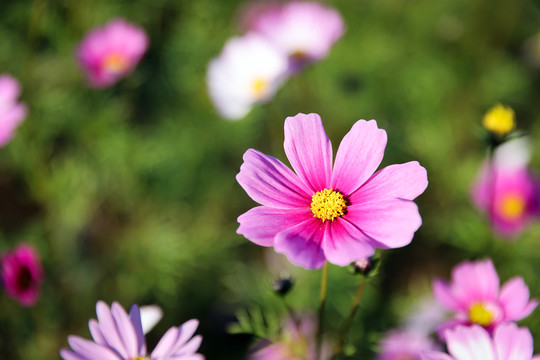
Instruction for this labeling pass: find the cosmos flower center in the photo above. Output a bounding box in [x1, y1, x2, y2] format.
[498, 193, 526, 220]
[130, 357, 148, 360]
[103, 53, 129, 73]
[468, 303, 495, 326]
[310, 188, 347, 222]
[252, 78, 268, 98]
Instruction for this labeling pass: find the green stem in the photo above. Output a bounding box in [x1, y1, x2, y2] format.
[316, 262, 329, 360]
[334, 278, 366, 356]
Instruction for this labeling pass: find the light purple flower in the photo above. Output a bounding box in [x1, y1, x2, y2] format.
[422, 323, 538, 360]
[60, 301, 204, 360]
[243, 1, 345, 71]
[248, 313, 330, 360]
[377, 329, 440, 360]
[207, 33, 288, 120]
[1, 243, 43, 306]
[0, 74, 27, 147]
[77, 19, 149, 88]
[237, 113, 428, 269]
[433, 259, 537, 334]
[472, 147, 540, 237]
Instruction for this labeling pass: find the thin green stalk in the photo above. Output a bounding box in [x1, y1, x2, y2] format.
[316, 262, 329, 360]
[334, 278, 366, 355]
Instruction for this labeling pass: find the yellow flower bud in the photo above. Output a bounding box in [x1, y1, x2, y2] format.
[482, 103, 515, 136]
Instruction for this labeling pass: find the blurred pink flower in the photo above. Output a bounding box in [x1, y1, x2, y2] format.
[237, 113, 427, 269]
[77, 19, 148, 88]
[433, 259, 537, 335]
[243, 1, 345, 71]
[1, 243, 43, 306]
[422, 323, 537, 360]
[0, 74, 27, 147]
[207, 33, 288, 120]
[248, 313, 330, 360]
[377, 329, 440, 360]
[60, 301, 204, 360]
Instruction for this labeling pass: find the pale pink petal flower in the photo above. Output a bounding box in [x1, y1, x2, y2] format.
[377, 329, 440, 360]
[432, 259, 537, 334]
[1, 243, 43, 306]
[60, 301, 204, 360]
[237, 113, 427, 269]
[422, 323, 536, 360]
[77, 19, 149, 88]
[0, 74, 27, 147]
[207, 33, 289, 120]
[243, 1, 345, 71]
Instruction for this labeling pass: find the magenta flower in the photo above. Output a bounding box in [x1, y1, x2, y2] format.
[77, 19, 149, 88]
[248, 313, 330, 360]
[1, 243, 43, 306]
[433, 259, 537, 334]
[422, 323, 538, 360]
[0, 74, 27, 147]
[237, 113, 427, 269]
[243, 1, 345, 71]
[60, 301, 204, 360]
[377, 329, 440, 360]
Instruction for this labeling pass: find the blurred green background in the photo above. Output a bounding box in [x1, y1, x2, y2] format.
[1, 0, 540, 358]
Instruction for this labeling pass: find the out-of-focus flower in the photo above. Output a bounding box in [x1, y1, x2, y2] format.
[139, 304, 163, 335]
[377, 329, 440, 360]
[472, 138, 540, 237]
[482, 103, 515, 137]
[403, 298, 446, 336]
[422, 323, 537, 360]
[60, 301, 204, 360]
[207, 33, 288, 120]
[237, 113, 427, 269]
[433, 259, 537, 335]
[248, 313, 330, 360]
[1, 243, 43, 306]
[77, 19, 149, 88]
[0, 74, 27, 147]
[243, 1, 345, 71]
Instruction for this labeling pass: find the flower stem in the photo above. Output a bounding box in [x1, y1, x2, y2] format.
[334, 277, 366, 355]
[316, 261, 329, 359]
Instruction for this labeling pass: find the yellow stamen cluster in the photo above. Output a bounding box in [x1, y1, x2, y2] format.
[131, 357, 148, 360]
[252, 78, 268, 99]
[469, 303, 495, 326]
[103, 53, 129, 73]
[498, 193, 526, 220]
[310, 188, 347, 222]
[482, 103, 515, 136]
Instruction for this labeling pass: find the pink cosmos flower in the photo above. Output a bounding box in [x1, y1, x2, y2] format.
[77, 19, 149, 88]
[248, 313, 330, 360]
[1, 243, 43, 306]
[433, 259, 537, 335]
[60, 301, 204, 360]
[207, 33, 288, 120]
[472, 139, 540, 237]
[0, 74, 27, 147]
[237, 113, 428, 269]
[242, 1, 345, 71]
[377, 329, 440, 360]
[422, 323, 539, 360]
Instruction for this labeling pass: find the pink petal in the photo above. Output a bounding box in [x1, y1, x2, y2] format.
[111, 302, 139, 358]
[170, 355, 205, 360]
[152, 327, 180, 358]
[274, 218, 326, 269]
[174, 319, 200, 348]
[493, 323, 533, 360]
[352, 161, 428, 202]
[283, 113, 332, 192]
[445, 325, 496, 360]
[451, 260, 499, 305]
[237, 149, 312, 209]
[67, 336, 121, 360]
[237, 206, 312, 246]
[499, 277, 538, 321]
[331, 120, 387, 195]
[89, 319, 107, 346]
[173, 335, 203, 356]
[421, 352, 455, 360]
[60, 349, 89, 360]
[96, 301, 129, 358]
[345, 198, 421, 249]
[433, 279, 462, 312]
[320, 218, 374, 266]
[129, 304, 147, 355]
